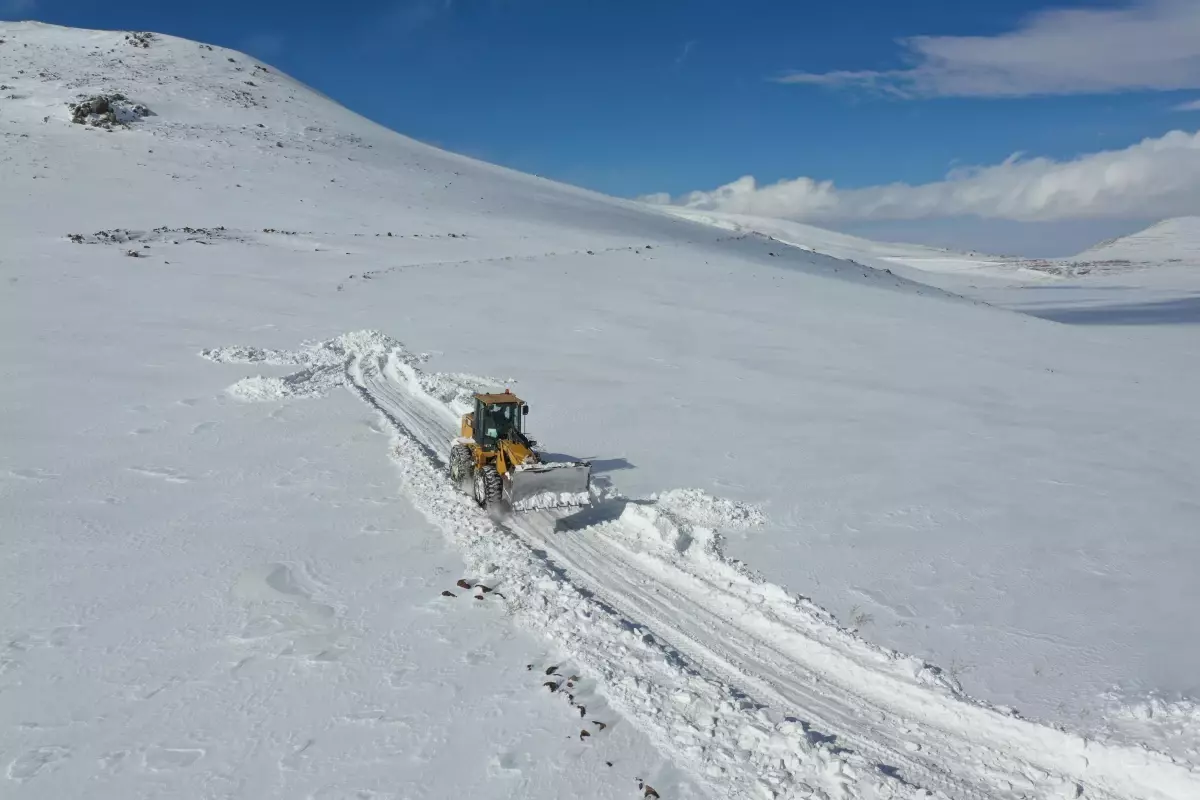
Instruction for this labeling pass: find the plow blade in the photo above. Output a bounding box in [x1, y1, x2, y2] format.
[504, 461, 592, 512]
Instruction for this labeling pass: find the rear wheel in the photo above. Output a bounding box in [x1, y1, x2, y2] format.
[449, 444, 474, 485]
[473, 465, 502, 508]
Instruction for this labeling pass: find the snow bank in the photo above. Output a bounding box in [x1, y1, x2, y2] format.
[226, 375, 294, 401]
[1100, 692, 1200, 764]
[202, 331, 417, 401]
[653, 488, 767, 529]
[611, 501, 966, 699]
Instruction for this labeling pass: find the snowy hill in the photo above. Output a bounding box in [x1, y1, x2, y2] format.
[658, 208, 1030, 281]
[4, 22, 1200, 800]
[1074, 217, 1200, 264]
[664, 209, 1200, 284]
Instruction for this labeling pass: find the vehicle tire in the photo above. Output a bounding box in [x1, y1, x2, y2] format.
[473, 465, 502, 509]
[449, 444, 474, 484]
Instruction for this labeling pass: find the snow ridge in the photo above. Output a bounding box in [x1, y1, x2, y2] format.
[1073, 217, 1200, 264]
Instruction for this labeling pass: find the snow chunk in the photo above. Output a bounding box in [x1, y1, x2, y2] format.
[417, 371, 510, 417]
[202, 330, 422, 401]
[226, 375, 290, 402]
[509, 490, 591, 513]
[1099, 691, 1200, 763]
[654, 488, 766, 529]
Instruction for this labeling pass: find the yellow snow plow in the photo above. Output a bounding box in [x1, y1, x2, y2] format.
[448, 390, 592, 512]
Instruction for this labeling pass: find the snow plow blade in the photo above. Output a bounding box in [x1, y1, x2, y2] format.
[504, 461, 592, 512]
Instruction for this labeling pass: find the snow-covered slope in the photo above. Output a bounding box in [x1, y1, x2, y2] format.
[1074, 217, 1200, 264]
[661, 209, 1200, 322]
[657, 208, 1030, 282]
[4, 22, 1200, 800]
[663, 209, 1200, 285]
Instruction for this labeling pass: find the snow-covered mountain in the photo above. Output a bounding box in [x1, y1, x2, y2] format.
[657, 208, 1034, 283]
[4, 22, 1200, 800]
[1074, 217, 1200, 264]
[662, 208, 1200, 284]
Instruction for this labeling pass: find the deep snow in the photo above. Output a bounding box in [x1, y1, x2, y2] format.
[3, 21, 1200, 800]
[199, 330, 1200, 799]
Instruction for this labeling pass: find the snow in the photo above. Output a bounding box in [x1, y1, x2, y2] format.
[3, 20, 1200, 800]
[652, 488, 767, 530]
[507, 487, 593, 513]
[656, 208, 1038, 283]
[1099, 692, 1200, 766]
[1074, 217, 1200, 263]
[668, 209, 1200, 289]
[202, 331, 1200, 799]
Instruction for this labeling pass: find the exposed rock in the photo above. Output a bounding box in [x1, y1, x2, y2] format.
[68, 93, 153, 129]
[124, 31, 154, 49]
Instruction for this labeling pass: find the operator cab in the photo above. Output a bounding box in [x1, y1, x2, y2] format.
[473, 392, 530, 450]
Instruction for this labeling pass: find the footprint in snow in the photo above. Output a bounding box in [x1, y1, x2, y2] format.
[6, 746, 72, 783]
[388, 665, 417, 688]
[127, 466, 195, 483]
[7, 468, 59, 481]
[488, 751, 525, 777]
[98, 750, 129, 772]
[143, 746, 205, 771]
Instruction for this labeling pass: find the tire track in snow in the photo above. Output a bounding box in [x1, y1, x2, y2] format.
[342, 339, 906, 800]
[513, 516, 982, 797]
[206, 332, 923, 799]
[355, 343, 1200, 800]
[203, 331, 1200, 800]
[337, 235, 753, 292]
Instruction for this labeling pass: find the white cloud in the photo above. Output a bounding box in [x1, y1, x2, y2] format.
[642, 129, 1200, 223]
[775, 0, 1200, 98]
[1175, 99, 1200, 111]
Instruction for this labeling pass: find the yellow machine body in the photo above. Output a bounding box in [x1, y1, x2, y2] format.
[460, 393, 535, 477]
[449, 390, 591, 512]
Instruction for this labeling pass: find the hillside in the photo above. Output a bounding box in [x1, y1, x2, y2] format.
[1074, 217, 1200, 263]
[658, 208, 1030, 282]
[663, 209, 1200, 322]
[664, 210, 1200, 282]
[3, 22, 1200, 800]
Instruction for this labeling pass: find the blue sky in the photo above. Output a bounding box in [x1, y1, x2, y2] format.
[7, 0, 1200, 254]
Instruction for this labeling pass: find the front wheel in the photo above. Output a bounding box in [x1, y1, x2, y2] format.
[473, 465, 502, 508]
[449, 444, 474, 485]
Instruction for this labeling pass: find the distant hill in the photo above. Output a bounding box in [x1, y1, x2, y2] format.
[658, 208, 1029, 281]
[1073, 217, 1200, 264]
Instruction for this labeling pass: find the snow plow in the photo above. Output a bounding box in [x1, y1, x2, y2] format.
[448, 390, 592, 512]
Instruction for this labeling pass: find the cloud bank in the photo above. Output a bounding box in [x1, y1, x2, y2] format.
[642, 129, 1200, 223]
[776, 0, 1200, 98]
